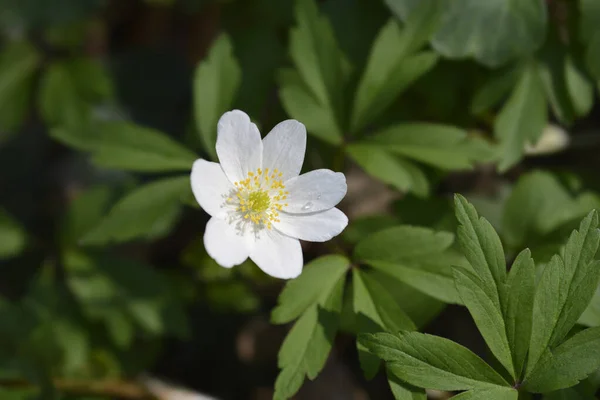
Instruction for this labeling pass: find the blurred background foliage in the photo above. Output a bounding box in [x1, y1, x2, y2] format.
[1, 0, 600, 398]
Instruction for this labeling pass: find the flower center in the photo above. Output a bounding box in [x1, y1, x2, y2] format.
[226, 168, 289, 230]
[247, 190, 271, 213]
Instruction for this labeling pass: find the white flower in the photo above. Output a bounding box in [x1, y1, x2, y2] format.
[191, 110, 348, 279]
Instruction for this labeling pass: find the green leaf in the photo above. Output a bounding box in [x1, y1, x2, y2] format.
[353, 49, 438, 134]
[359, 331, 510, 390]
[351, 4, 441, 132]
[368, 123, 490, 170]
[0, 40, 40, 134]
[580, 287, 600, 327]
[386, 0, 547, 66]
[51, 121, 197, 172]
[580, 0, 600, 80]
[64, 250, 188, 344]
[274, 274, 345, 400]
[503, 249, 535, 378]
[281, 0, 348, 144]
[278, 69, 343, 145]
[81, 176, 189, 245]
[353, 269, 415, 379]
[355, 225, 454, 261]
[290, 0, 348, 108]
[452, 266, 514, 378]
[342, 214, 400, 244]
[494, 62, 547, 171]
[525, 327, 600, 393]
[38, 61, 90, 128]
[454, 195, 518, 377]
[543, 379, 598, 400]
[470, 65, 522, 115]
[346, 144, 429, 196]
[368, 270, 446, 329]
[454, 194, 506, 294]
[271, 255, 349, 324]
[355, 225, 463, 303]
[60, 186, 113, 248]
[451, 387, 518, 400]
[193, 34, 241, 159]
[502, 170, 600, 250]
[564, 56, 594, 118]
[371, 252, 466, 305]
[536, 38, 594, 125]
[527, 211, 600, 377]
[387, 368, 426, 400]
[0, 209, 26, 259]
[66, 57, 114, 102]
[431, 0, 547, 67]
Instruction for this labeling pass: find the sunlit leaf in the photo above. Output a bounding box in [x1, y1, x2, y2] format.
[359, 331, 509, 390]
[274, 273, 345, 400]
[194, 34, 241, 159]
[81, 176, 189, 245]
[494, 62, 547, 171]
[51, 121, 197, 172]
[527, 211, 600, 377]
[272, 255, 349, 324]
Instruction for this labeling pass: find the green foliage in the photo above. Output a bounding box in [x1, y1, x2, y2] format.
[538, 39, 594, 125]
[580, 287, 600, 327]
[387, 370, 426, 400]
[361, 197, 600, 397]
[355, 225, 464, 304]
[386, 0, 547, 67]
[525, 327, 600, 393]
[39, 58, 113, 129]
[193, 34, 241, 159]
[2, 0, 600, 398]
[353, 269, 415, 378]
[351, 1, 442, 132]
[80, 176, 190, 245]
[502, 170, 600, 252]
[273, 256, 347, 400]
[366, 123, 494, 170]
[272, 255, 349, 324]
[39, 62, 89, 128]
[181, 237, 263, 313]
[64, 250, 189, 345]
[346, 144, 429, 196]
[51, 122, 197, 172]
[359, 331, 510, 390]
[0, 41, 40, 137]
[580, 0, 600, 82]
[278, 0, 348, 144]
[494, 63, 547, 171]
[503, 250, 535, 378]
[470, 64, 521, 116]
[527, 211, 600, 377]
[0, 208, 27, 259]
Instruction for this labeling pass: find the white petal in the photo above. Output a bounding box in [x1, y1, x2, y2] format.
[262, 120, 306, 180]
[204, 217, 250, 268]
[249, 229, 303, 279]
[216, 110, 263, 183]
[190, 159, 233, 218]
[283, 169, 347, 213]
[274, 207, 348, 242]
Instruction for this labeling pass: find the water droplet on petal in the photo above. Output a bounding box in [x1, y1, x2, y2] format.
[316, 194, 322, 200]
[301, 201, 313, 211]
